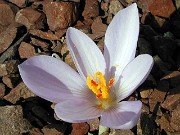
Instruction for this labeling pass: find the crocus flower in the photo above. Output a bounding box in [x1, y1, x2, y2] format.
[19, 3, 153, 129]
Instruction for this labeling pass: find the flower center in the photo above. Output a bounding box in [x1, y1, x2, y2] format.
[86, 72, 115, 110]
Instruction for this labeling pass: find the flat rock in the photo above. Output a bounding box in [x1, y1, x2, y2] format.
[138, 0, 176, 18]
[91, 17, 107, 34]
[0, 60, 19, 77]
[140, 87, 153, 98]
[71, 123, 89, 135]
[55, 29, 66, 39]
[170, 104, 180, 131]
[7, 0, 27, 8]
[148, 0, 176, 18]
[156, 114, 174, 132]
[43, 2, 76, 31]
[29, 128, 43, 135]
[18, 42, 36, 59]
[82, 0, 99, 19]
[0, 3, 15, 26]
[29, 29, 59, 40]
[15, 7, 44, 29]
[0, 25, 17, 54]
[110, 129, 134, 135]
[149, 86, 167, 104]
[4, 81, 36, 104]
[161, 86, 180, 111]
[30, 37, 49, 49]
[0, 105, 31, 135]
[42, 124, 66, 135]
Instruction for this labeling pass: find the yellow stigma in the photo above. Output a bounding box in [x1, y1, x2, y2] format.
[86, 72, 115, 99]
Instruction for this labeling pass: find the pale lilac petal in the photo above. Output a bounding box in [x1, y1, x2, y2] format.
[104, 3, 139, 79]
[55, 99, 102, 122]
[100, 101, 142, 129]
[66, 27, 106, 79]
[115, 54, 153, 101]
[18, 55, 88, 103]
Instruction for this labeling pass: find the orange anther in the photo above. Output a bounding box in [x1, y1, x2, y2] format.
[97, 94, 102, 98]
[91, 80, 98, 86]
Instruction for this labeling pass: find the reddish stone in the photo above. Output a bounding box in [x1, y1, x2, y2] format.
[0, 60, 19, 77]
[0, 3, 15, 26]
[18, 42, 36, 59]
[42, 124, 66, 135]
[15, 7, 44, 29]
[52, 42, 63, 54]
[156, 115, 174, 132]
[125, 0, 136, 5]
[140, 87, 153, 99]
[43, 2, 76, 31]
[91, 17, 107, 34]
[138, 0, 176, 18]
[29, 29, 59, 40]
[71, 123, 89, 135]
[0, 83, 6, 98]
[75, 25, 91, 34]
[82, 18, 94, 26]
[30, 37, 49, 49]
[161, 86, 180, 111]
[170, 104, 180, 131]
[29, 128, 43, 135]
[0, 25, 17, 54]
[3, 82, 36, 104]
[82, 0, 99, 19]
[55, 29, 66, 39]
[88, 32, 105, 41]
[148, 0, 176, 18]
[149, 89, 167, 104]
[8, 0, 27, 8]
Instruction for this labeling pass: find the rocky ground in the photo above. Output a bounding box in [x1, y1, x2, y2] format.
[0, 0, 179, 135]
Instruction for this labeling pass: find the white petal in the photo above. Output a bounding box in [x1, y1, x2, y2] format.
[55, 98, 102, 122]
[115, 54, 153, 101]
[100, 101, 142, 129]
[104, 3, 139, 79]
[19, 55, 88, 103]
[66, 27, 106, 79]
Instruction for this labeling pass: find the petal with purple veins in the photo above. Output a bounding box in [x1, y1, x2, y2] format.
[55, 98, 102, 122]
[19, 55, 89, 103]
[104, 3, 139, 80]
[115, 54, 153, 101]
[66, 27, 106, 79]
[100, 101, 142, 129]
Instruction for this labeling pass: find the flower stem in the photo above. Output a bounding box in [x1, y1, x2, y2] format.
[98, 125, 109, 135]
